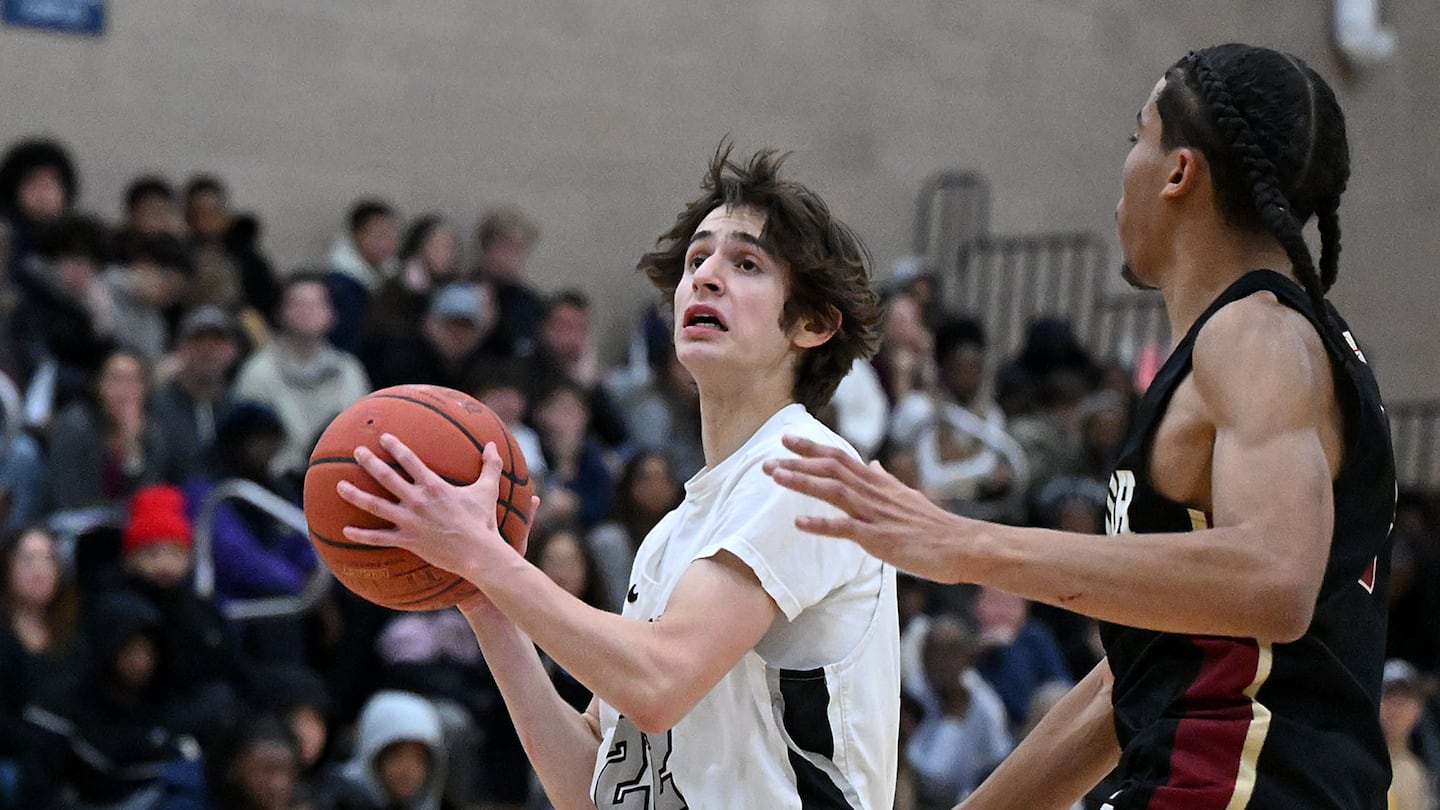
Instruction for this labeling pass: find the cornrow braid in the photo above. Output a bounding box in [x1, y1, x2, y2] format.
[1316, 195, 1342, 292]
[1185, 52, 1332, 327]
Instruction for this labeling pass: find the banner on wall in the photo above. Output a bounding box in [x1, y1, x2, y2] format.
[2, 0, 105, 36]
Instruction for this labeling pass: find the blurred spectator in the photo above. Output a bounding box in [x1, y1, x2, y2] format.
[44, 347, 182, 513]
[366, 281, 501, 392]
[103, 233, 194, 363]
[473, 208, 544, 358]
[94, 484, 251, 739]
[904, 616, 1013, 809]
[884, 255, 941, 326]
[997, 318, 1098, 478]
[469, 359, 548, 489]
[8, 213, 118, 416]
[1026, 477, 1109, 678]
[1381, 660, 1436, 810]
[120, 175, 182, 239]
[0, 381, 46, 536]
[365, 214, 463, 338]
[329, 690, 454, 810]
[586, 450, 684, 609]
[233, 272, 371, 478]
[31, 589, 200, 809]
[0, 138, 77, 276]
[183, 175, 282, 334]
[533, 289, 630, 451]
[0, 526, 84, 807]
[1389, 492, 1440, 672]
[204, 713, 302, 810]
[247, 663, 334, 810]
[873, 290, 936, 404]
[825, 357, 889, 460]
[326, 199, 400, 354]
[891, 317, 1026, 521]
[1075, 390, 1130, 481]
[153, 305, 243, 480]
[530, 380, 612, 530]
[971, 586, 1073, 727]
[616, 336, 703, 480]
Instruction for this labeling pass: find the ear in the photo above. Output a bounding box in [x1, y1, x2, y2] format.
[792, 305, 841, 350]
[1160, 147, 1207, 201]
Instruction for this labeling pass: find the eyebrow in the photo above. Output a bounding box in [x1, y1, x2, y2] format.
[688, 230, 768, 250]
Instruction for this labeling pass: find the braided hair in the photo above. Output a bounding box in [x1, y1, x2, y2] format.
[1154, 44, 1350, 338]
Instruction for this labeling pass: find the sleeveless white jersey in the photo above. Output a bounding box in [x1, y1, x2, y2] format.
[589, 404, 900, 810]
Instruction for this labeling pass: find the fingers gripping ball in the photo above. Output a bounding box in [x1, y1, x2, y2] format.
[302, 384, 534, 610]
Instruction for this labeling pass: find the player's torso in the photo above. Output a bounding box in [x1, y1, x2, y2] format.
[1099, 270, 1395, 810]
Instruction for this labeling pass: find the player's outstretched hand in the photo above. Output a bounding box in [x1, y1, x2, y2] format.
[336, 433, 532, 588]
[763, 433, 971, 584]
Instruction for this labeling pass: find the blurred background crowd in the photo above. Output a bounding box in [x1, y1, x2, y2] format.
[0, 126, 1435, 810]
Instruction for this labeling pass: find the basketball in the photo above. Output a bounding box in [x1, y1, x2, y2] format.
[302, 384, 534, 611]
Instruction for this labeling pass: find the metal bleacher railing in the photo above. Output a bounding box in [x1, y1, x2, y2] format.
[1391, 399, 1440, 493]
[45, 478, 330, 623]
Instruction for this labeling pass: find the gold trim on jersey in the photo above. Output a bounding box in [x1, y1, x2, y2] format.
[1222, 642, 1275, 810]
[1187, 508, 1210, 531]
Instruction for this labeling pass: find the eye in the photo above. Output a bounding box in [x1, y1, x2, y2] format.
[686, 253, 707, 270]
[738, 258, 760, 273]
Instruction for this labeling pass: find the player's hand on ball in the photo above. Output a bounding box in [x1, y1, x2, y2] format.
[337, 433, 527, 586]
[763, 433, 970, 584]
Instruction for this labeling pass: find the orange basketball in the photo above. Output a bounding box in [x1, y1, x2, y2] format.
[302, 384, 534, 611]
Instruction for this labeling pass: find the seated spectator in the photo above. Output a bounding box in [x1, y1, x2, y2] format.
[364, 214, 463, 340]
[891, 317, 1026, 521]
[94, 484, 251, 739]
[8, 213, 118, 416]
[971, 585, 1073, 727]
[469, 359, 547, 489]
[530, 380, 612, 530]
[872, 290, 936, 404]
[586, 450, 683, 608]
[329, 690, 453, 810]
[152, 306, 244, 481]
[1388, 491, 1440, 672]
[1381, 660, 1436, 810]
[247, 663, 334, 810]
[30, 589, 200, 809]
[616, 337, 703, 479]
[203, 713, 301, 810]
[472, 208, 543, 358]
[824, 356, 889, 460]
[44, 347, 182, 513]
[903, 616, 1012, 809]
[532, 289, 630, 451]
[326, 199, 400, 354]
[0, 138, 77, 277]
[365, 282, 501, 392]
[0, 526, 85, 808]
[184, 175, 282, 334]
[103, 233, 193, 363]
[1075, 390, 1131, 481]
[119, 175, 182, 240]
[233, 271, 371, 478]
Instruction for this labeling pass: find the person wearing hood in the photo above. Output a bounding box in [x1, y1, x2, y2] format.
[328, 690, 453, 810]
[325, 199, 399, 355]
[0, 137, 78, 278]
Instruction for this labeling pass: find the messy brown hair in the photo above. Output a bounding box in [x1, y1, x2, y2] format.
[638, 144, 881, 412]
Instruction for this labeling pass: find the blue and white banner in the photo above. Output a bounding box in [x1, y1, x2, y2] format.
[2, 0, 105, 36]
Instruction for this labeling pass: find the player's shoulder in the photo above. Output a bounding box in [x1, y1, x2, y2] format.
[1194, 290, 1328, 382]
[752, 404, 859, 461]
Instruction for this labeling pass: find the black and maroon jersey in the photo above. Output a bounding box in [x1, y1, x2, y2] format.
[1098, 270, 1396, 810]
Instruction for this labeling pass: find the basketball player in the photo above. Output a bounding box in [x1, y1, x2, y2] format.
[766, 44, 1396, 809]
[338, 147, 900, 808]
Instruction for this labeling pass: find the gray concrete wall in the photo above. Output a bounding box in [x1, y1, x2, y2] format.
[2, 0, 1435, 397]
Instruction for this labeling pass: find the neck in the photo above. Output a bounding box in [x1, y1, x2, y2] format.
[696, 380, 795, 468]
[1154, 223, 1295, 344]
[178, 371, 223, 402]
[280, 333, 325, 361]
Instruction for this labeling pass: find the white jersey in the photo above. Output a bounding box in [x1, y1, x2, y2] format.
[590, 404, 900, 810]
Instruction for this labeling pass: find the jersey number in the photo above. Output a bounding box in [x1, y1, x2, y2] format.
[1106, 470, 1136, 536]
[593, 716, 689, 809]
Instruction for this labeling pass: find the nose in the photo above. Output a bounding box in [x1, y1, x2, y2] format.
[691, 254, 724, 293]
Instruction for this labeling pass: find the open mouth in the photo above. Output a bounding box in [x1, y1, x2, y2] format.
[684, 306, 728, 331]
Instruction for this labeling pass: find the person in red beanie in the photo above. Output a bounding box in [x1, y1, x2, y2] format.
[87, 483, 252, 740]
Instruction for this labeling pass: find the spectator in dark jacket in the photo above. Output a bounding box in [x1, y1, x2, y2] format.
[0, 137, 77, 277]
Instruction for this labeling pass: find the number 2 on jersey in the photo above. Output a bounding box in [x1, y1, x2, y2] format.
[594, 717, 689, 809]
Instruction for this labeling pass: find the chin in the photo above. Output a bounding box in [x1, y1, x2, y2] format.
[1120, 263, 1157, 291]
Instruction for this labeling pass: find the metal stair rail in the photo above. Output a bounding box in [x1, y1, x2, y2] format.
[192, 478, 331, 622]
[912, 170, 991, 281]
[1390, 399, 1440, 493]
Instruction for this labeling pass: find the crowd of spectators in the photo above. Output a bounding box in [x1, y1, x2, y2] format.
[0, 135, 1435, 810]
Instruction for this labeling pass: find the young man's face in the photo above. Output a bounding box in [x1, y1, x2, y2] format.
[18, 167, 66, 222]
[130, 194, 180, 236]
[187, 190, 231, 241]
[675, 205, 823, 392]
[128, 542, 193, 589]
[376, 740, 430, 802]
[481, 227, 533, 282]
[280, 281, 335, 340]
[355, 215, 400, 268]
[1116, 77, 1172, 291]
[232, 740, 298, 810]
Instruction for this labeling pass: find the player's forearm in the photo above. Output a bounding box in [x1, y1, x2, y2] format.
[461, 605, 600, 810]
[469, 553, 689, 733]
[960, 660, 1119, 810]
[967, 521, 1317, 641]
